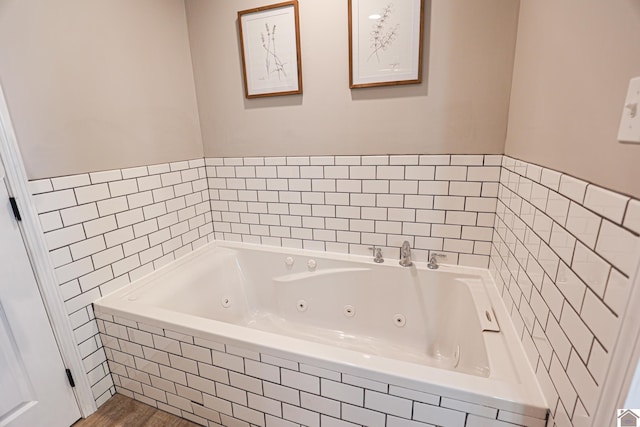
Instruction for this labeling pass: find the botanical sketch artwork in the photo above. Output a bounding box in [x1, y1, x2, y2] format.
[368, 3, 399, 65]
[245, 12, 295, 87]
[261, 23, 287, 80]
[238, 1, 302, 98]
[349, 0, 423, 88]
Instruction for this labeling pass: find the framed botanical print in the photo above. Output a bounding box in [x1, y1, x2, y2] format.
[349, 0, 424, 88]
[238, 1, 303, 98]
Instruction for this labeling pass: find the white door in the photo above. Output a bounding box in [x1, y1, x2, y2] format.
[0, 162, 81, 427]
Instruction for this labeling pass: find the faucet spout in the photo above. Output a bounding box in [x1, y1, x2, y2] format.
[399, 241, 413, 267]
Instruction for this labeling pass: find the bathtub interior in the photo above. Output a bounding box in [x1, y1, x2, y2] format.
[124, 247, 252, 324]
[118, 244, 493, 377]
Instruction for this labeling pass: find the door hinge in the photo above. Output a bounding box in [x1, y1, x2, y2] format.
[65, 368, 75, 388]
[9, 197, 21, 221]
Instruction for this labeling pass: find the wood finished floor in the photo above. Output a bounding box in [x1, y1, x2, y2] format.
[72, 394, 198, 427]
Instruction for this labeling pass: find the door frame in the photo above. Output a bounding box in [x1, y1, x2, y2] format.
[0, 84, 97, 417]
[592, 254, 640, 426]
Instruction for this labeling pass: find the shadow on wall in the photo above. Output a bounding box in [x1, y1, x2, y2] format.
[633, 0, 640, 18]
[351, 0, 432, 101]
[242, 92, 303, 109]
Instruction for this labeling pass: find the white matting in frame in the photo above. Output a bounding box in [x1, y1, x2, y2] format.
[349, 0, 424, 88]
[238, 1, 303, 98]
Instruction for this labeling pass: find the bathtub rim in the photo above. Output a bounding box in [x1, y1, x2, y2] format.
[94, 240, 549, 419]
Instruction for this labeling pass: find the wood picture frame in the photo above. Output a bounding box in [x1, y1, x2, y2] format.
[238, 1, 303, 98]
[349, 0, 424, 89]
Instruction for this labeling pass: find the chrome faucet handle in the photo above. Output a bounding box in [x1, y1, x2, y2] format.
[368, 246, 384, 263]
[428, 252, 446, 269]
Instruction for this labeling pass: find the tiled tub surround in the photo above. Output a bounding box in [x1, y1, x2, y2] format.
[94, 310, 549, 427]
[28, 152, 640, 423]
[27, 153, 500, 409]
[491, 157, 640, 427]
[28, 158, 214, 406]
[206, 155, 502, 268]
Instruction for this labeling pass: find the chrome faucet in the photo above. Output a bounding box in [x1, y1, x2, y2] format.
[399, 241, 413, 267]
[428, 253, 446, 269]
[369, 246, 384, 263]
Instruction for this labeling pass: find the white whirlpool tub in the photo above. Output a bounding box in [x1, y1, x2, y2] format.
[94, 242, 548, 427]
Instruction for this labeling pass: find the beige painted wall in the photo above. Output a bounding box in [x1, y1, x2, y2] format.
[186, 0, 520, 158]
[506, 0, 640, 198]
[0, 0, 203, 179]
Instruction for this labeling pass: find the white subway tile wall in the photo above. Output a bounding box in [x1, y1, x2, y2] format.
[95, 310, 547, 427]
[491, 157, 640, 427]
[28, 153, 640, 426]
[29, 159, 213, 406]
[206, 155, 501, 268]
